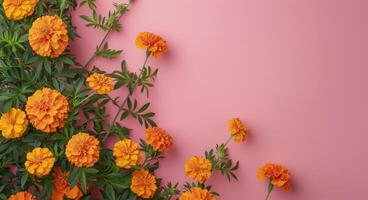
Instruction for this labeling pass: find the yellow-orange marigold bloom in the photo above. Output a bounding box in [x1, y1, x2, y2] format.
[29, 15, 69, 58]
[179, 187, 216, 200]
[144, 127, 173, 152]
[8, 191, 35, 200]
[113, 139, 141, 169]
[65, 132, 100, 167]
[136, 32, 167, 58]
[86, 73, 114, 94]
[185, 156, 212, 182]
[2, 0, 37, 20]
[52, 167, 83, 200]
[130, 169, 157, 199]
[257, 163, 291, 191]
[25, 147, 55, 177]
[0, 108, 28, 139]
[228, 118, 248, 142]
[26, 88, 69, 133]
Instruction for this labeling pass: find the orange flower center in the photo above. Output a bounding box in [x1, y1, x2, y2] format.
[11, 0, 23, 6]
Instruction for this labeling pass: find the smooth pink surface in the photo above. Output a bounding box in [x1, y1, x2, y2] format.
[72, 0, 368, 199]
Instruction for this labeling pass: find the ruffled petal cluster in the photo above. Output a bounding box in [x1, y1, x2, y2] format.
[29, 15, 69, 58]
[25, 147, 55, 177]
[65, 132, 100, 167]
[136, 32, 167, 58]
[8, 191, 35, 200]
[86, 73, 114, 94]
[179, 187, 216, 200]
[257, 163, 291, 191]
[0, 108, 28, 139]
[185, 156, 212, 182]
[130, 169, 157, 199]
[26, 88, 69, 133]
[228, 118, 248, 142]
[113, 139, 141, 169]
[52, 167, 83, 200]
[144, 127, 173, 152]
[2, 0, 37, 20]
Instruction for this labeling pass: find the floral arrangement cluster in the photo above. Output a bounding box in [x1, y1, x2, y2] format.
[0, 0, 292, 200]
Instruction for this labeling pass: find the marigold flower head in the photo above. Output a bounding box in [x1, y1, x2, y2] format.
[257, 163, 291, 191]
[52, 167, 83, 200]
[86, 73, 114, 94]
[26, 88, 69, 133]
[228, 118, 248, 142]
[29, 15, 69, 58]
[113, 139, 141, 169]
[2, 0, 37, 20]
[65, 132, 100, 167]
[8, 191, 35, 200]
[0, 108, 28, 139]
[185, 156, 212, 182]
[130, 169, 157, 199]
[136, 32, 167, 58]
[144, 127, 173, 152]
[25, 147, 55, 177]
[179, 187, 216, 200]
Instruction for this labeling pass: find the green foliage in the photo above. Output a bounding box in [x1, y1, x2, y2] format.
[95, 43, 122, 60]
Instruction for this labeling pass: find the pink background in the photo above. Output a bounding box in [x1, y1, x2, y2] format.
[72, 0, 368, 199]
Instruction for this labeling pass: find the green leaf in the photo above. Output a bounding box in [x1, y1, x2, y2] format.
[81, 169, 87, 193]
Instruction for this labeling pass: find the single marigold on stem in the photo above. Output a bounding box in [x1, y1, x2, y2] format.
[113, 139, 141, 169]
[144, 127, 173, 152]
[130, 169, 157, 199]
[52, 167, 83, 200]
[29, 15, 69, 58]
[0, 108, 28, 139]
[185, 156, 212, 182]
[136, 32, 167, 58]
[257, 163, 291, 200]
[2, 0, 37, 20]
[228, 117, 248, 142]
[26, 88, 69, 133]
[86, 73, 114, 94]
[8, 191, 35, 200]
[25, 147, 55, 177]
[179, 187, 216, 200]
[65, 132, 100, 167]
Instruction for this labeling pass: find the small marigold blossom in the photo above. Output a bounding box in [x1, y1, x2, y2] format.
[65, 132, 100, 167]
[0, 108, 28, 139]
[113, 139, 141, 169]
[25, 147, 55, 177]
[144, 127, 173, 152]
[26, 88, 69, 133]
[29, 15, 69, 57]
[52, 167, 83, 200]
[179, 187, 216, 200]
[2, 0, 37, 20]
[257, 163, 291, 191]
[185, 156, 212, 182]
[228, 118, 248, 142]
[130, 169, 157, 199]
[136, 32, 167, 58]
[8, 191, 36, 200]
[86, 73, 114, 94]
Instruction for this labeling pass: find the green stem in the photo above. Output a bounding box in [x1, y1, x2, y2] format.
[265, 181, 274, 200]
[224, 135, 233, 147]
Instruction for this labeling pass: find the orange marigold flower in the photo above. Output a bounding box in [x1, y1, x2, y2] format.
[52, 167, 83, 200]
[113, 139, 141, 169]
[86, 73, 114, 94]
[26, 88, 69, 133]
[130, 169, 157, 199]
[29, 15, 69, 58]
[8, 191, 35, 200]
[257, 163, 291, 191]
[136, 32, 167, 58]
[65, 132, 100, 167]
[185, 156, 212, 182]
[2, 0, 37, 20]
[25, 147, 55, 177]
[144, 127, 173, 152]
[0, 108, 28, 139]
[228, 118, 248, 142]
[179, 187, 216, 200]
